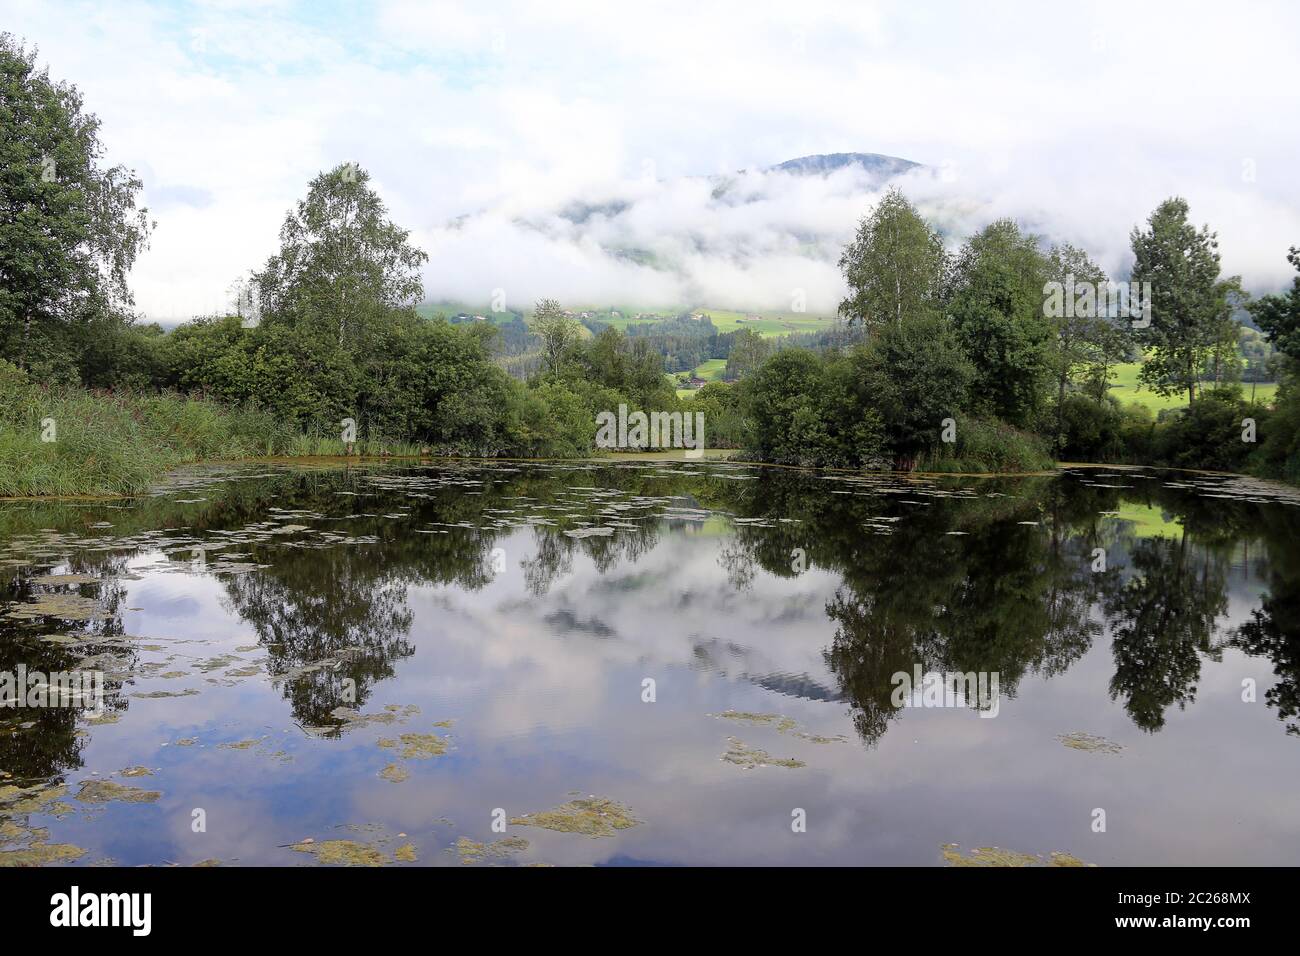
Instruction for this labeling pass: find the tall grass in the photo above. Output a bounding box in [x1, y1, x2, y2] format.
[0, 361, 420, 497]
[919, 416, 1055, 473]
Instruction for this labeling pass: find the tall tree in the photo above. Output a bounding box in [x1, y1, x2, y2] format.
[1044, 243, 1111, 448]
[1130, 197, 1225, 404]
[838, 187, 947, 328]
[946, 219, 1052, 427]
[0, 33, 152, 380]
[253, 163, 427, 352]
[723, 326, 772, 380]
[532, 298, 581, 377]
[1249, 246, 1300, 362]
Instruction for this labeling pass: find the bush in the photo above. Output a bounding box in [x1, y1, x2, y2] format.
[1151, 393, 1265, 473]
[1058, 394, 1124, 461]
[922, 415, 1054, 473]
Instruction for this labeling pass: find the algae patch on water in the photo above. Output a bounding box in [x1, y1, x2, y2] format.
[76, 780, 161, 804]
[709, 710, 846, 744]
[1056, 732, 1123, 754]
[722, 737, 805, 770]
[378, 763, 409, 783]
[377, 731, 449, 759]
[290, 839, 389, 867]
[451, 835, 529, 865]
[510, 797, 640, 838]
[0, 781, 86, 866]
[941, 844, 1094, 867]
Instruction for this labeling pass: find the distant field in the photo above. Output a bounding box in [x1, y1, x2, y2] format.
[421, 301, 837, 338]
[692, 358, 727, 381]
[1108, 360, 1277, 411]
[689, 309, 836, 336]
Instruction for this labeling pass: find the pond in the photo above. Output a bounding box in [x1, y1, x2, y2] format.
[2, 460, 1298, 866]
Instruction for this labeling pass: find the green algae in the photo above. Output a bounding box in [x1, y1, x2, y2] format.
[1056, 732, 1123, 754]
[722, 737, 805, 770]
[941, 843, 1095, 867]
[0, 842, 85, 866]
[76, 780, 161, 804]
[711, 710, 799, 733]
[0, 782, 70, 815]
[30, 573, 100, 586]
[290, 839, 388, 867]
[450, 835, 529, 864]
[377, 731, 448, 759]
[378, 763, 409, 783]
[710, 710, 845, 743]
[6, 592, 106, 621]
[119, 766, 154, 777]
[394, 843, 417, 862]
[510, 798, 640, 837]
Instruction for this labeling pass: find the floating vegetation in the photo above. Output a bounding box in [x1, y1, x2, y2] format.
[289, 839, 388, 867]
[6, 592, 106, 621]
[377, 731, 448, 759]
[218, 738, 291, 762]
[131, 689, 199, 699]
[709, 710, 846, 744]
[451, 835, 529, 865]
[394, 843, 417, 862]
[711, 710, 797, 733]
[0, 842, 86, 866]
[941, 844, 1095, 867]
[0, 782, 73, 816]
[1056, 732, 1123, 754]
[76, 780, 161, 804]
[378, 763, 409, 783]
[119, 766, 154, 777]
[30, 573, 101, 586]
[722, 737, 805, 770]
[304, 704, 421, 736]
[510, 797, 640, 837]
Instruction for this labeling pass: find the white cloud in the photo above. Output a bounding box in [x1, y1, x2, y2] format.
[2, 0, 1296, 319]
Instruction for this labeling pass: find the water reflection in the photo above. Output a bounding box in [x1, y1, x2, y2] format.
[1, 462, 1299, 865]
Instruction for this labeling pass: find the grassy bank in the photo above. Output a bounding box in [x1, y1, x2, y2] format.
[0, 363, 422, 497]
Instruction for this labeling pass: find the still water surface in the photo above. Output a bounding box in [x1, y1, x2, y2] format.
[2, 460, 1298, 866]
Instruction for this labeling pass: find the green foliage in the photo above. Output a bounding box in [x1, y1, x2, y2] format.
[851, 315, 973, 458]
[0, 359, 297, 496]
[741, 349, 884, 468]
[1250, 247, 1300, 362]
[838, 187, 947, 327]
[253, 163, 427, 353]
[1130, 197, 1227, 403]
[946, 219, 1053, 427]
[1251, 369, 1300, 484]
[687, 381, 747, 448]
[0, 33, 152, 380]
[1057, 394, 1125, 462]
[532, 298, 582, 378]
[1150, 391, 1264, 473]
[921, 416, 1054, 473]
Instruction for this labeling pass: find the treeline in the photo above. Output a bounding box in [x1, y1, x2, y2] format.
[5, 30, 1300, 493]
[705, 188, 1300, 479]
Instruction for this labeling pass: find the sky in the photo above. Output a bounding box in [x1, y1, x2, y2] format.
[3, 0, 1298, 320]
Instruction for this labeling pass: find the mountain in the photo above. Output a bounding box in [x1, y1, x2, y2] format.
[764, 151, 922, 179]
[427, 152, 932, 313]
